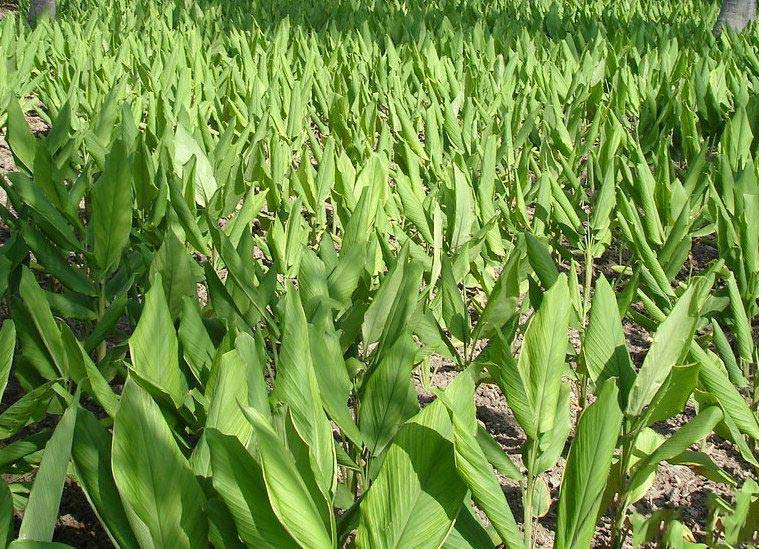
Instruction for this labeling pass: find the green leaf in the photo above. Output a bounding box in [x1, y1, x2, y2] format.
[19, 222, 96, 296]
[6, 173, 81, 251]
[691, 343, 759, 440]
[0, 321, 15, 403]
[0, 382, 56, 440]
[525, 233, 559, 289]
[438, 374, 523, 549]
[645, 364, 701, 425]
[112, 379, 208, 548]
[360, 333, 419, 456]
[206, 349, 252, 443]
[441, 255, 469, 346]
[206, 430, 299, 548]
[18, 403, 78, 542]
[443, 503, 496, 549]
[150, 232, 197, 319]
[241, 407, 334, 549]
[174, 123, 218, 207]
[583, 275, 635, 406]
[628, 406, 723, 497]
[356, 392, 468, 549]
[6, 98, 36, 174]
[83, 287, 129, 354]
[128, 275, 188, 408]
[555, 380, 622, 549]
[178, 297, 215, 385]
[270, 286, 335, 499]
[449, 163, 475, 250]
[626, 281, 703, 417]
[519, 273, 570, 434]
[362, 245, 410, 346]
[533, 381, 572, 474]
[71, 408, 139, 549]
[309, 318, 362, 446]
[18, 268, 68, 379]
[0, 480, 13, 546]
[91, 139, 133, 277]
[472, 252, 521, 340]
[475, 426, 523, 482]
[482, 333, 535, 439]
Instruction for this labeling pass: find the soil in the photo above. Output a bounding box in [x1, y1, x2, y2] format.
[0, 2, 17, 19]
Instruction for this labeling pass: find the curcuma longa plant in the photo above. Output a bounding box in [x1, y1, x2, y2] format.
[1, 0, 759, 546]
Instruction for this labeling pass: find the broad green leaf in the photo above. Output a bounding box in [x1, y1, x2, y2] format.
[241, 407, 334, 549]
[583, 275, 635, 405]
[645, 364, 701, 425]
[475, 425, 523, 482]
[6, 173, 81, 251]
[533, 381, 572, 474]
[270, 286, 335, 499]
[20, 222, 96, 296]
[356, 374, 470, 549]
[0, 382, 56, 440]
[472, 252, 521, 340]
[438, 374, 522, 549]
[206, 430, 299, 548]
[6, 99, 36, 174]
[174, 123, 218, 206]
[91, 139, 133, 277]
[0, 321, 15, 403]
[628, 406, 723, 496]
[525, 233, 559, 289]
[309, 319, 362, 446]
[128, 275, 188, 408]
[626, 281, 703, 417]
[441, 255, 469, 346]
[18, 268, 68, 379]
[178, 297, 215, 385]
[0, 480, 12, 546]
[519, 273, 569, 434]
[691, 343, 759, 440]
[72, 408, 139, 549]
[18, 403, 78, 542]
[555, 380, 622, 549]
[482, 333, 535, 439]
[360, 334, 420, 456]
[150, 232, 197, 319]
[443, 503, 496, 549]
[112, 379, 208, 548]
[362, 245, 410, 346]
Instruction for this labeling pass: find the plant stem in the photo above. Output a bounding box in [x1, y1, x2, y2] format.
[523, 475, 534, 549]
[523, 445, 538, 549]
[611, 420, 643, 548]
[582, 239, 594, 324]
[96, 283, 107, 362]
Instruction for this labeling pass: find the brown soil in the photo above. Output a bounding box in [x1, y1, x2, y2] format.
[9, 480, 115, 548]
[0, 2, 17, 19]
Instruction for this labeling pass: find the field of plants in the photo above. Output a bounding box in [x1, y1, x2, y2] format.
[0, 0, 757, 546]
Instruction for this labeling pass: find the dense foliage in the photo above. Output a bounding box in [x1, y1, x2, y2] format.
[0, 0, 757, 547]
